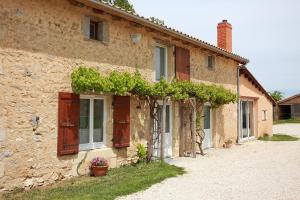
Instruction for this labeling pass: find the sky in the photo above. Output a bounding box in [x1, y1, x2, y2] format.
[130, 0, 300, 98]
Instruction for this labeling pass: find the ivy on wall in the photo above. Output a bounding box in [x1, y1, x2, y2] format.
[71, 66, 237, 107]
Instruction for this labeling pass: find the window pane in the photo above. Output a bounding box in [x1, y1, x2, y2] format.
[160, 48, 166, 78]
[80, 99, 90, 144]
[204, 106, 211, 129]
[157, 105, 170, 133]
[93, 99, 104, 143]
[208, 56, 212, 68]
[249, 102, 254, 136]
[165, 105, 170, 133]
[155, 47, 166, 81]
[90, 21, 97, 40]
[242, 101, 247, 129]
[157, 105, 163, 127]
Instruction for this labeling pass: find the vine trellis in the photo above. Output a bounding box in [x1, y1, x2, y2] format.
[71, 66, 237, 161]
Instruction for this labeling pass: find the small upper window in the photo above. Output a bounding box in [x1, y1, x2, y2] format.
[83, 16, 108, 42]
[207, 55, 215, 69]
[155, 45, 167, 81]
[262, 110, 267, 121]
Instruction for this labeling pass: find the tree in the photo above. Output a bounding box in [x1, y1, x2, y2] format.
[149, 17, 165, 25]
[269, 91, 284, 102]
[101, 0, 135, 13]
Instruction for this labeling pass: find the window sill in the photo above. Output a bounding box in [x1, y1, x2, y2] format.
[79, 143, 106, 151]
[83, 38, 109, 46]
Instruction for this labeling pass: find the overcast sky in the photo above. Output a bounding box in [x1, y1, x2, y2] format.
[130, 0, 300, 98]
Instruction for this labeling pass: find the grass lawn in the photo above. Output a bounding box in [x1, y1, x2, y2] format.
[3, 162, 185, 200]
[258, 134, 299, 141]
[273, 118, 300, 125]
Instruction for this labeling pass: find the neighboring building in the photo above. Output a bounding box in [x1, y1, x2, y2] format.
[0, 0, 273, 190]
[276, 93, 300, 119]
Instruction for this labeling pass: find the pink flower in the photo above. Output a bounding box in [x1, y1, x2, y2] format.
[91, 157, 109, 167]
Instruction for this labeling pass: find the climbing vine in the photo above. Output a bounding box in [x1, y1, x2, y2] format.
[71, 65, 237, 160]
[71, 65, 237, 106]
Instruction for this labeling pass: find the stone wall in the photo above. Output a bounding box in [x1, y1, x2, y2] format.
[0, 0, 240, 190]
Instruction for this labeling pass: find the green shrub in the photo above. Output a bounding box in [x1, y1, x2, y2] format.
[136, 143, 147, 163]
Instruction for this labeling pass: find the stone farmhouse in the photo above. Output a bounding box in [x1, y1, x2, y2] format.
[0, 0, 275, 190]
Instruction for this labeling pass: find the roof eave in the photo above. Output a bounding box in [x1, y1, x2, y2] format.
[74, 0, 249, 64]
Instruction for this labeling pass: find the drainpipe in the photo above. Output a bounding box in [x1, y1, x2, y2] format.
[236, 65, 241, 144]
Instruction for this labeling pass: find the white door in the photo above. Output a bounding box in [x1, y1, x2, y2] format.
[240, 100, 254, 139]
[153, 103, 173, 158]
[203, 105, 212, 149]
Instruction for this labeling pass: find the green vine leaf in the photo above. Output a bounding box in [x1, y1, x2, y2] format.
[71, 66, 237, 107]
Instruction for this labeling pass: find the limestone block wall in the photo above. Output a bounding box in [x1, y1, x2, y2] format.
[0, 0, 240, 190]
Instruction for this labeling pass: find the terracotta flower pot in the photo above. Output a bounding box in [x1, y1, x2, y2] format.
[91, 165, 108, 177]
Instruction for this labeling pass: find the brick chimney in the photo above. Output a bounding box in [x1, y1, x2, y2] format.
[217, 20, 232, 52]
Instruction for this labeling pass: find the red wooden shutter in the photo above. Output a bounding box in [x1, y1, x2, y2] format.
[113, 96, 131, 148]
[175, 46, 190, 81]
[57, 92, 80, 156]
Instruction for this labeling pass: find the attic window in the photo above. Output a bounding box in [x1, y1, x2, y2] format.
[83, 16, 108, 42]
[207, 55, 215, 69]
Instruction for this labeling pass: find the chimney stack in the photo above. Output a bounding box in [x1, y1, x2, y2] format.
[217, 19, 232, 52]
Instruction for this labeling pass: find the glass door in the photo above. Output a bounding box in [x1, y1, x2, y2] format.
[240, 100, 254, 139]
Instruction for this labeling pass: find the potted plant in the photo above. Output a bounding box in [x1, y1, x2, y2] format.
[90, 157, 109, 177]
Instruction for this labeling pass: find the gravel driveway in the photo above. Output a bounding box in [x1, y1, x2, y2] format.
[119, 125, 300, 200]
[273, 123, 300, 137]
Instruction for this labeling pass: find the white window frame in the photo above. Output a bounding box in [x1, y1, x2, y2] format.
[79, 95, 107, 151]
[154, 44, 168, 82]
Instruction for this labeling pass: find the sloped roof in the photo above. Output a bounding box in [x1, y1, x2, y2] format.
[74, 0, 249, 64]
[240, 66, 276, 105]
[278, 93, 300, 105]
